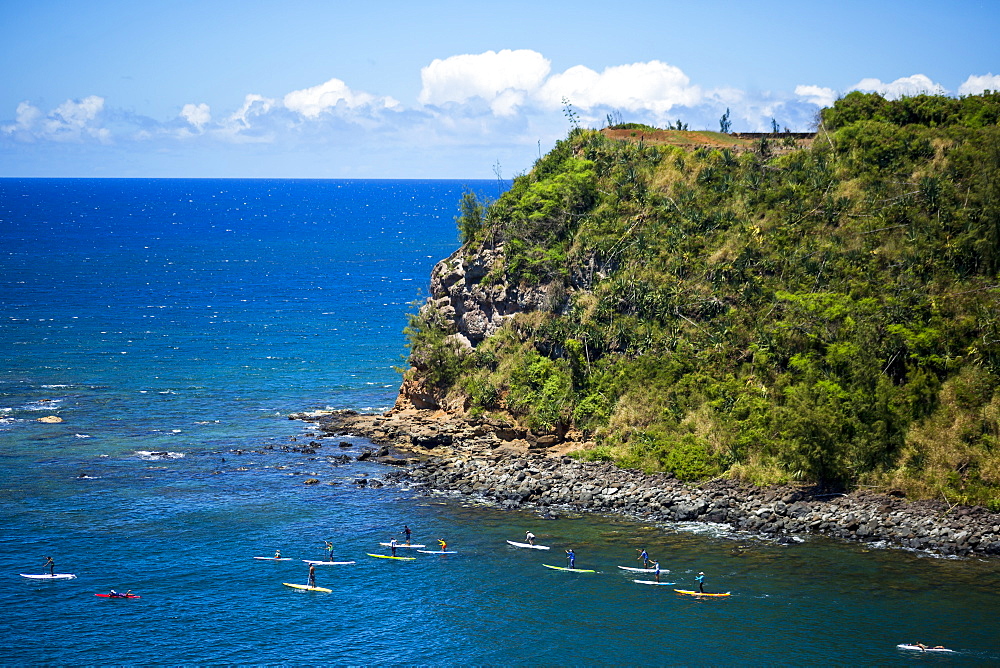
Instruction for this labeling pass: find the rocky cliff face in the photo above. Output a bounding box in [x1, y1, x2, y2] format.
[425, 242, 550, 349]
[393, 239, 555, 411]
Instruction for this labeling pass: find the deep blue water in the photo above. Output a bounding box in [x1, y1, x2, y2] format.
[1, 178, 999, 665]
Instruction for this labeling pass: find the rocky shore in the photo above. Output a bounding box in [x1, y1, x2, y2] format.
[290, 408, 1000, 559]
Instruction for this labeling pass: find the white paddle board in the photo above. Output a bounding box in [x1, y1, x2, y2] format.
[634, 579, 676, 586]
[897, 644, 955, 653]
[416, 550, 457, 554]
[618, 565, 668, 573]
[20, 573, 76, 580]
[506, 540, 550, 550]
[253, 556, 292, 561]
[302, 560, 356, 565]
[378, 543, 425, 549]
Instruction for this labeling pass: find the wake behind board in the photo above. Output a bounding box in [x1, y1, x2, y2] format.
[618, 565, 669, 573]
[634, 580, 676, 586]
[253, 556, 293, 561]
[897, 644, 955, 654]
[542, 564, 596, 573]
[95, 593, 141, 599]
[416, 550, 457, 554]
[378, 543, 425, 549]
[367, 553, 416, 561]
[506, 540, 550, 550]
[282, 582, 332, 593]
[302, 560, 356, 565]
[674, 589, 731, 597]
[20, 573, 76, 580]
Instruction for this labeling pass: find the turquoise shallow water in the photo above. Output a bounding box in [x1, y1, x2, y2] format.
[2, 178, 999, 665]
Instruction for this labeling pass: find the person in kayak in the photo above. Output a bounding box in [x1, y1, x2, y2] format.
[308, 564, 316, 588]
[565, 549, 576, 569]
[696, 571, 705, 593]
[637, 548, 650, 568]
[43, 556, 55, 576]
[525, 531, 536, 546]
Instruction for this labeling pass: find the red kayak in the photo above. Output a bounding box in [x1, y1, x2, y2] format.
[95, 593, 141, 599]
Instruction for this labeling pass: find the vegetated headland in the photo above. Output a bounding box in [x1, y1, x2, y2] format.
[307, 91, 1000, 557]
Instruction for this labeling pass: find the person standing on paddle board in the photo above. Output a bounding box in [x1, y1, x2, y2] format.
[389, 538, 398, 557]
[43, 556, 55, 576]
[638, 548, 649, 568]
[438, 538, 447, 552]
[403, 525, 412, 545]
[525, 531, 536, 546]
[274, 549, 282, 560]
[324, 540, 334, 561]
[696, 572, 705, 593]
[565, 549, 576, 569]
[308, 563, 316, 588]
[653, 562, 661, 583]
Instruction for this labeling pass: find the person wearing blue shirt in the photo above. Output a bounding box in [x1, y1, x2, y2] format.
[653, 562, 661, 583]
[638, 548, 649, 568]
[696, 571, 705, 593]
[565, 549, 576, 569]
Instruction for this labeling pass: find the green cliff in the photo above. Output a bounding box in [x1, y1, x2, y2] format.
[403, 91, 1000, 508]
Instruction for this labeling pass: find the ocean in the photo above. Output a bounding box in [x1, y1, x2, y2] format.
[1, 178, 998, 665]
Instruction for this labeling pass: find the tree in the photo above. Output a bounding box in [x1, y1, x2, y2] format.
[456, 189, 485, 243]
[720, 108, 732, 133]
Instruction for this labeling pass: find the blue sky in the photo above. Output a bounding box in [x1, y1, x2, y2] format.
[1, 0, 998, 178]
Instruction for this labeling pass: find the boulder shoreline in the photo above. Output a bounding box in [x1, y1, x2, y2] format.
[291, 408, 1000, 559]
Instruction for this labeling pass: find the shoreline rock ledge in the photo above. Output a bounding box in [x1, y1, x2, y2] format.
[290, 408, 1000, 558]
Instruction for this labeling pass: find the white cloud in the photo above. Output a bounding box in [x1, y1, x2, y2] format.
[958, 73, 1000, 96]
[180, 103, 211, 131]
[850, 74, 947, 99]
[418, 49, 551, 115]
[2, 96, 109, 142]
[283, 77, 397, 118]
[795, 84, 837, 108]
[538, 61, 701, 117]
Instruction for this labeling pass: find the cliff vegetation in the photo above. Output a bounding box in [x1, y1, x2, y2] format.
[402, 91, 1000, 509]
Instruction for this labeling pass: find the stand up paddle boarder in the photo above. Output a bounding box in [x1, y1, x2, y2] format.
[696, 571, 705, 593]
[44, 556, 55, 576]
[653, 562, 661, 583]
[324, 540, 334, 561]
[403, 525, 412, 545]
[438, 538, 448, 552]
[274, 549, 282, 560]
[638, 548, 649, 568]
[389, 537, 398, 557]
[525, 531, 536, 546]
[565, 549, 576, 569]
[308, 564, 316, 588]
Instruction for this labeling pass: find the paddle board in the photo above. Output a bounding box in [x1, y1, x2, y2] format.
[367, 553, 416, 561]
[506, 540, 550, 550]
[20, 573, 76, 580]
[634, 580, 676, 586]
[673, 589, 731, 597]
[253, 556, 293, 561]
[302, 560, 356, 565]
[542, 564, 596, 573]
[378, 543, 425, 549]
[897, 644, 955, 653]
[95, 593, 141, 599]
[282, 582, 332, 593]
[618, 565, 669, 573]
[416, 550, 457, 554]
